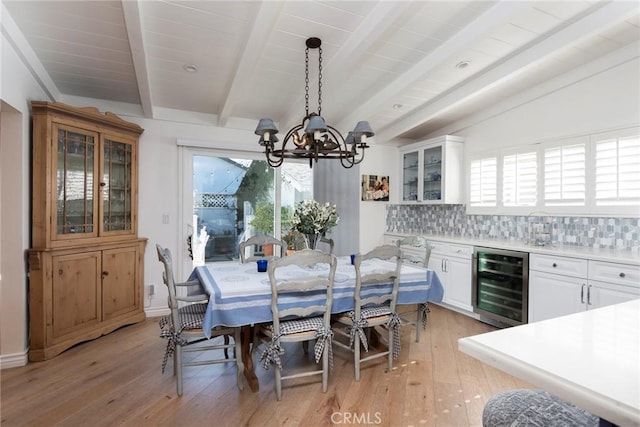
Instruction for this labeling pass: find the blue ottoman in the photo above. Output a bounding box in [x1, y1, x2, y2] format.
[483, 389, 600, 426]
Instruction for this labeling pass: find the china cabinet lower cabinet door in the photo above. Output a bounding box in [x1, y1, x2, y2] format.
[51, 251, 102, 341]
[28, 240, 146, 361]
[102, 246, 140, 321]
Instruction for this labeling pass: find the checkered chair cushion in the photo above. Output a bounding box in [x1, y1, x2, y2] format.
[260, 316, 333, 370]
[344, 304, 401, 359]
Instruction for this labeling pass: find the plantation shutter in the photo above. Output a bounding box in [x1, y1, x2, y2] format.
[469, 157, 497, 207]
[544, 144, 585, 206]
[595, 134, 640, 206]
[503, 152, 537, 206]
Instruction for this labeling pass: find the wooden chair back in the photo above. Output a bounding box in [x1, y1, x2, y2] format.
[267, 249, 337, 334]
[239, 235, 287, 263]
[353, 244, 402, 319]
[397, 236, 431, 267]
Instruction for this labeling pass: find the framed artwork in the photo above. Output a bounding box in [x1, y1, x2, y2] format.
[361, 174, 389, 201]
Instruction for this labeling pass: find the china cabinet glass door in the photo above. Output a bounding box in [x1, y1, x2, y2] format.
[54, 125, 98, 239]
[402, 151, 419, 201]
[102, 138, 134, 233]
[422, 145, 443, 201]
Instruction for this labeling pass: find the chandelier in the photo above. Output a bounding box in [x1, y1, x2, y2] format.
[254, 37, 374, 169]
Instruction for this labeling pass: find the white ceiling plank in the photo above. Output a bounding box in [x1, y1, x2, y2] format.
[375, 1, 640, 143]
[334, 0, 529, 134]
[4, 0, 638, 144]
[1, 3, 60, 101]
[122, 0, 154, 118]
[217, 1, 284, 127]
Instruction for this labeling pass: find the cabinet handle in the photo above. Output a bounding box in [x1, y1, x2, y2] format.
[620, 272, 626, 278]
[552, 263, 557, 268]
[102, 271, 109, 279]
[99, 182, 106, 187]
[587, 284, 593, 306]
[58, 269, 64, 276]
[580, 284, 586, 304]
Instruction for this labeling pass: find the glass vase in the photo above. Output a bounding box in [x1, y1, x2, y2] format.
[304, 233, 320, 250]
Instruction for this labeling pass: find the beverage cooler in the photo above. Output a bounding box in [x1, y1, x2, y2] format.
[472, 247, 529, 327]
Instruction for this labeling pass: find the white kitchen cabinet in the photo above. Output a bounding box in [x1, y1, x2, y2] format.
[529, 254, 640, 322]
[428, 241, 473, 312]
[399, 135, 464, 204]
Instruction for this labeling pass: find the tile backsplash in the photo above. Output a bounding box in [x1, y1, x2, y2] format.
[386, 204, 640, 251]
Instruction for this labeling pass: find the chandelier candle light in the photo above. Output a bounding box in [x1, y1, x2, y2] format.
[255, 37, 374, 169]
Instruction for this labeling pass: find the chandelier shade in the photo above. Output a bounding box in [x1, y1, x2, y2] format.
[254, 37, 374, 168]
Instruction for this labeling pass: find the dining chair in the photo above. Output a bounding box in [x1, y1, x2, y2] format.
[239, 234, 287, 262]
[396, 236, 431, 342]
[317, 236, 335, 254]
[156, 244, 244, 396]
[255, 249, 337, 401]
[333, 244, 403, 381]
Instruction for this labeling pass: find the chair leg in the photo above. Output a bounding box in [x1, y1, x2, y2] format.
[322, 341, 329, 393]
[388, 325, 393, 372]
[415, 305, 421, 342]
[233, 329, 244, 391]
[175, 344, 184, 396]
[354, 332, 361, 382]
[275, 362, 283, 401]
[224, 335, 230, 359]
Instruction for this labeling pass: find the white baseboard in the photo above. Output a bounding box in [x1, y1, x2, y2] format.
[0, 349, 28, 369]
[145, 306, 170, 318]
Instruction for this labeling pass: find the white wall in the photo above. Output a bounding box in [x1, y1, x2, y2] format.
[429, 44, 640, 154]
[358, 144, 399, 253]
[0, 31, 50, 368]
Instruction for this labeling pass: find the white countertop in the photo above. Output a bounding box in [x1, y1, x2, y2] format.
[458, 299, 640, 426]
[386, 232, 640, 265]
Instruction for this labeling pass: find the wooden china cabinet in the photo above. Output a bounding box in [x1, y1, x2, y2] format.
[28, 101, 147, 361]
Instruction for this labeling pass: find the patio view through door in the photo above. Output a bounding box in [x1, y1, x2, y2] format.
[180, 147, 312, 274]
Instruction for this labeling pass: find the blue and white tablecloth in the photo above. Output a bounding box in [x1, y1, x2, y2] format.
[188, 256, 444, 338]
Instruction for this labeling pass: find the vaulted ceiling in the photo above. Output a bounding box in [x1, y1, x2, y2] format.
[3, 1, 639, 144]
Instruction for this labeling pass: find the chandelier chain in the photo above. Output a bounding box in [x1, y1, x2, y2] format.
[254, 37, 373, 169]
[304, 46, 310, 117]
[318, 46, 323, 117]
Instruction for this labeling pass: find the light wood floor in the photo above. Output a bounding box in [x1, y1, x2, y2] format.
[1, 304, 531, 426]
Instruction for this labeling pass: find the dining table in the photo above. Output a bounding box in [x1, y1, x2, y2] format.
[188, 254, 444, 392]
[458, 298, 640, 426]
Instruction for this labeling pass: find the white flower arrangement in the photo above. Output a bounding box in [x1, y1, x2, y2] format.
[291, 200, 339, 235]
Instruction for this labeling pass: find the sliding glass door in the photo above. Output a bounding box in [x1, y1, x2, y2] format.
[179, 147, 312, 272]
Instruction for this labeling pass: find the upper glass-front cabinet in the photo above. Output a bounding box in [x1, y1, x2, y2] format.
[400, 135, 465, 204]
[52, 124, 137, 242]
[32, 101, 143, 249]
[55, 125, 98, 237]
[102, 138, 134, 233]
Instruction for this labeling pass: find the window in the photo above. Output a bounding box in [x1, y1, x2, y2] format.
[469, 157, 497, 207]
[544, 143, 585, 207]
[178, 145, 312, 274]
[595, 135, 640, 206]
[466, 127, 639, 216]
[503, 152, 536, 207]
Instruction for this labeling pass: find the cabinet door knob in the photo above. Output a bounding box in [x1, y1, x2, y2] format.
[102, 271, 109, 278]
[552, 263, 557, 267]
[620, 272, 626, 278]
[99, 182, 106, 187]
